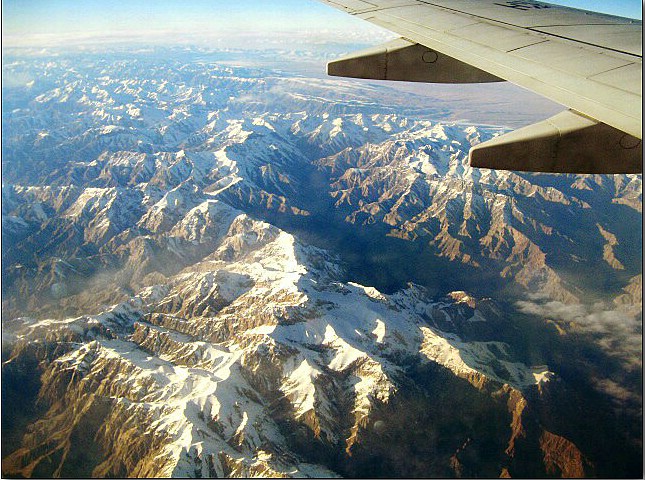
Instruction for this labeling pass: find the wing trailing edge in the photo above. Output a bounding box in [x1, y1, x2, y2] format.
[469, 110, 642, 174]
[327, 38, 502, 83]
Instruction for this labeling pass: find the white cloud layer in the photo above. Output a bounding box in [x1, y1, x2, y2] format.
[516, 298, 642, 369]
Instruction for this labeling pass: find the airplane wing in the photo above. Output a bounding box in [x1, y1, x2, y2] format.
[318, 0, 642, 173]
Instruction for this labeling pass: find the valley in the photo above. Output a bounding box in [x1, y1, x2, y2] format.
[2, 47, 641, 478]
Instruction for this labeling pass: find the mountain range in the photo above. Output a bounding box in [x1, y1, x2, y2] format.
[2, 47, 642, 478]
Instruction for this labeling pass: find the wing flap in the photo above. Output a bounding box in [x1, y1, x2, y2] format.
[533, 24, 642, 56]
[591, 63, 642, 96]
[452, 21, 550, 52]
[508, 39, 633, 78]
[469, 110, 642, 174]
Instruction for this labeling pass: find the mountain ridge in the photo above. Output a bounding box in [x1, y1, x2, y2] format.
[2, 48, 641, 478]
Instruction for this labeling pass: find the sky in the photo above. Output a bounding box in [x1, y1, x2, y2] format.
[2, 0, 642, 47]
[1, 1, 359, 42]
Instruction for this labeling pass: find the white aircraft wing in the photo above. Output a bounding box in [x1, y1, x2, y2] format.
[318, 0, 642, 173]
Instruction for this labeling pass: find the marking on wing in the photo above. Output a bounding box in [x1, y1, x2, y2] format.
[492, 1, 552, 11]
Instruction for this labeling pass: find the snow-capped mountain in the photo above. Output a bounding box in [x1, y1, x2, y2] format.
[2, 47, 641, 477]
[3, 207, 562, 477]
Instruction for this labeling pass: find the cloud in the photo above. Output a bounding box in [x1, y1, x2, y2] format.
[516, 299, 586, 322]
[515, 298, 642, 369]
[516, 297, 642, 407]
[592, 378, 641, 404]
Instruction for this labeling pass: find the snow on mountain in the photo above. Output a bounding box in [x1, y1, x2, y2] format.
[3, 206, 556, 477]
[2, 48, 641, 478]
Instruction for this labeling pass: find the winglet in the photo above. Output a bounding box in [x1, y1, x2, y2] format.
[469, 110, 642, 174]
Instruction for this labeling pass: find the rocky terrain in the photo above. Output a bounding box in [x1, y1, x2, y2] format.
[2, 47, 642, 477]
